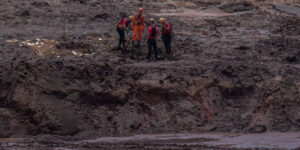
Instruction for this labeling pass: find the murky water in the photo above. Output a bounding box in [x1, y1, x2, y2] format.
[81, 132, 300, 149]
[275, 4, 300, 16]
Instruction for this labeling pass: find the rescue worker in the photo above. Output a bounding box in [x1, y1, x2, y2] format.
[159, 18, 172, 54]
[128, 16, 134, 31]
[145, 18, 159, 61]
[132, 8, 145, 47]
[116, 14, 131, 50]
[125, 16, 134, 46]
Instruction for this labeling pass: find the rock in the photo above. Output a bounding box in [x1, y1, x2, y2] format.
[220, 2, 257, 13]
[0, 34, 6, 38]
[235, 45, 251, 50]
[286, 55, 297, 63]
[20, 10, 30, 17]
[185, 2, 197, 8]
[221, 65, 234, 77]
[92, 13, 110, 20]
[248, 125, 267, 133]
[70, 0, 89, 4]
[31, 2, 49, 7]
[286, 52, 300, 63]
[202, 30, 209, 35]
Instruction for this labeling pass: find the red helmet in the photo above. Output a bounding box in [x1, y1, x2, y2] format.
[139, 8, 143, 12]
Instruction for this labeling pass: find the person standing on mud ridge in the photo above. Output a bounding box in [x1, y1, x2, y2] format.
[159, 18, 172, 55]
[145, 18, 159, 61]
[126, 16, 134, 45]
[116, 14, 131, 51]
[132, 8, 145, 48]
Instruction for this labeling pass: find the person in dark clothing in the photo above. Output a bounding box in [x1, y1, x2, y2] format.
[145, 18, 159, 61]
[116, 26, 125, 50]
[116, 14, 131, 50]
[159, 18, 172, 54]
[162, 33, 171, 54]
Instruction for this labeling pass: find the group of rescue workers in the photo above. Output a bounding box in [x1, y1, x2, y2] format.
[116, 8, 173, 61]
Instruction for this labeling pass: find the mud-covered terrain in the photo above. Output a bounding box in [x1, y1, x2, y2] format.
[0, 0, 300, 149]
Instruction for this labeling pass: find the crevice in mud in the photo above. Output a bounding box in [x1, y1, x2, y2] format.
[79, 91, 127, 108]
[220, 86, 254, 100]
[18, 10, 31, 18]
[70, 0, 90, 4]
[31, 2, 49, 8]
[196, 1, 221, 7]
[92, 13, 110, 21]
[133, 85, 188, 105]
[286, 51, 300, 64]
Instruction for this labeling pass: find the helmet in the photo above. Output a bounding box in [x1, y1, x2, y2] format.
[149, 18, 155, 23]
[129, 16, 134, 21]
[159, 18, 165, 24]
[139, 8, 143, 12]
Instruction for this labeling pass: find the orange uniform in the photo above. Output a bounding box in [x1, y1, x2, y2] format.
[132, 13, 145, 42]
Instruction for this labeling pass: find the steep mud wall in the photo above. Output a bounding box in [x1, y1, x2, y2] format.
[1, 43, 299, 138]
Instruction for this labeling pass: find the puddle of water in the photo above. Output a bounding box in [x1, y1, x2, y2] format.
[293, 64, 300, 69]
[205, 132, 300, 149]
[151, 7, 231, 19]
[81, 132, 300, 149]
[152, 6, 259, 19]
[275, 4, 300, 16]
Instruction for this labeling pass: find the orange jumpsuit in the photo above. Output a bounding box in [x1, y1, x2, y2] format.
[132, 14, 145, 42]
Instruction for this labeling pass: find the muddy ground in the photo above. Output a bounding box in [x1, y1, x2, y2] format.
[0, 0, 300, 149]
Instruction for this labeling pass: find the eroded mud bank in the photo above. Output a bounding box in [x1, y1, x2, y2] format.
[0, 1, 299, 149]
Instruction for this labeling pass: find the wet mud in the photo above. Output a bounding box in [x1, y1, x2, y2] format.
[219, 1, 258, 13]
[1, 132, 300, 149]
[0, 0, 300, 149]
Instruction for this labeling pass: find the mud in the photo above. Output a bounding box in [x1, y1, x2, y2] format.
[1, 132, 300, 149]
[0, 0, 300, 149]
[219, 1, 258, 13]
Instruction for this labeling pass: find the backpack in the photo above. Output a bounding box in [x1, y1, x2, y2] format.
[118, 18, 127, 29]
[136, 15, 144, 25]
[118, 20, 123, 29]
[168, 22, 174, 38]
[151, 25, 157, 37]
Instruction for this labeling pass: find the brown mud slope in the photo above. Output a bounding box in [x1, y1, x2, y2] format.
[0, 0, 300, 140]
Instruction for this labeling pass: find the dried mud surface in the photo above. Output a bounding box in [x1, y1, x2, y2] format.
[0, 0, 300, 149]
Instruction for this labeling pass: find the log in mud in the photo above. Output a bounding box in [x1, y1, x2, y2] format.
[0, 0, 300, 149]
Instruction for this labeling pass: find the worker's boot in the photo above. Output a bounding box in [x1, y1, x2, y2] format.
[167, 48, 171, 54]
[122, 42, 127, 52]
[118, 40, 122, 50]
